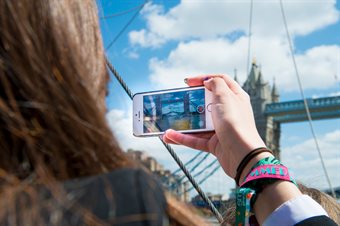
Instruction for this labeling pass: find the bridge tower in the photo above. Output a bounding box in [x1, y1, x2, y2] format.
[242, 62, 281, 158]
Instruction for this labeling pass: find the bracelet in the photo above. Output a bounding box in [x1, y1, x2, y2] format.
[235, 147, 273, 186]
[235, 157, 297, 226]
[241, 156, 297, 194]
[241, 164, 293, 187]
[240, 156, 281, 185]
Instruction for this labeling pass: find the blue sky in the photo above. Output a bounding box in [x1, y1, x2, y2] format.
[99, 0, 339, 197]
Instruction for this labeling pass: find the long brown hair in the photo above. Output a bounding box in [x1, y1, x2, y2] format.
[0, 0, 129, 181]
[0, 1, 213, 226]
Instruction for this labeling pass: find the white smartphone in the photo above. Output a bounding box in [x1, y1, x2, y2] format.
[133, 86, 214, 137]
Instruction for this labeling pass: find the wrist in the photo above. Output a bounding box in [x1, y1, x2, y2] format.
[238, 152, 274, 185]
[254, 180, 302, 224]
[235, 156, 300, 225]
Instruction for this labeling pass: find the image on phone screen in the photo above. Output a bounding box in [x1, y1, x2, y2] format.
[143, 89, 205, 133]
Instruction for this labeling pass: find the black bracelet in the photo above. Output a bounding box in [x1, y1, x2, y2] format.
[234, 147, 273, 186]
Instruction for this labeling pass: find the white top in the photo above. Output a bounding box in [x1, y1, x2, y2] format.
[263, 194, 328, 226]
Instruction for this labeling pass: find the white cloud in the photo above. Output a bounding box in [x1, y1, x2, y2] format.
[312, 90, 340, 98]
[148, 37, 340, 91]
[129, 29, 166, 48]
[148, 37, 248, 88]
[330, 91, 340, 96]
[122, 48, 140, 59]
[128, 0, 339, 92]
[127, 51, 140, 59]
[129, 0, 339, 47]
[282, 129, 340, 190]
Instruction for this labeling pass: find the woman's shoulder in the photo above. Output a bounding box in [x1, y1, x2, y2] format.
[1, 168, 167, 226]
[62, 167, 167, 225]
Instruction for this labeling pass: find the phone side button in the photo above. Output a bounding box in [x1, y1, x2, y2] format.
[207, 103, 212, 112]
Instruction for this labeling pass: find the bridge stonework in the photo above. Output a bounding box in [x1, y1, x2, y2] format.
[242, 62, 281, 158]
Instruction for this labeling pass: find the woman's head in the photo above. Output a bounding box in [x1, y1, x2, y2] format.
[0, 0, 129, 181]
[1, 0, 109, 105]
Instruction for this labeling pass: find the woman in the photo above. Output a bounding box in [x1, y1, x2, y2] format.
[1, 0, 338, 225]
[0, 0, 169, 225]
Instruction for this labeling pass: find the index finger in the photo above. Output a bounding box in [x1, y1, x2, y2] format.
[185, 75, 224, 87]
[185, 74, 243, 94]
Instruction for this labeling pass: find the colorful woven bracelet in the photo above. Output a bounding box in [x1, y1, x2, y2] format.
[235, 156, 297, 226]
[240, 156, 297, 188]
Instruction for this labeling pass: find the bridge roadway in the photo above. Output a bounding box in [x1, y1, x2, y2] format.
[265, 95, 340, 123]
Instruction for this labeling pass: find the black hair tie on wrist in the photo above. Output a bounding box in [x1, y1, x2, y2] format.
[234, 147, 273, 186]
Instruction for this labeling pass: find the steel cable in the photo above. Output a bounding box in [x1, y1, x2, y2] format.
[100, 2, 146, 20]
[182, 164, 221, 194]
[246, 0, 254, 77]
[171, 151, 204, 175]
[105, 59, 224, 223]
[279, 0, 336, 198]
[105, 0, 148, 51]
[170, 153, 210, 190]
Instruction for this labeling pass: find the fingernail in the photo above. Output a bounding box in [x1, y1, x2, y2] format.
[203, 77, 210, 81]
[203, 77, 213, 83]
[184, 78, 188, 84]
[165, 129, 174, 134]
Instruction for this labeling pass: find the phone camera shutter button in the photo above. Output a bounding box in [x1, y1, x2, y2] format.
[207, 103, 212, 112]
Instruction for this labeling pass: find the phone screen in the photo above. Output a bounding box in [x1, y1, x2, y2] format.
[143, 88, 206, 133]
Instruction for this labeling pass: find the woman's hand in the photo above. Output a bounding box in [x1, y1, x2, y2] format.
[162, 75, 267, 178]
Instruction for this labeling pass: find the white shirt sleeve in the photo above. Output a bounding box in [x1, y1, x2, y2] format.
[263, 194, 328, 226]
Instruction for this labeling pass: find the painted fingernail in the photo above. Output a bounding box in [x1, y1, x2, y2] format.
[184, 78, 188, 84]
[203, 77, 210, 81]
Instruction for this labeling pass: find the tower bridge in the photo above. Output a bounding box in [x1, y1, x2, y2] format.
[265, 96, 340, 123]
[241, 62, 340, 158]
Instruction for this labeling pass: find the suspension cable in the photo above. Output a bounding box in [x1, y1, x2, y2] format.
[174, 158, 218, 190]
[105, 0, 148, 51]
[105, 59, 224, 223]
[182, 165, 221, 194]
[100, 2, 146, 20]
[192, 159, 218, 178]
[188, 153, 210, 174]
[171, 151, 204, 175]
[279, 0, 336, 198]
[246, 0, 254, 77]
[171, 153, 211, 189]
[174, 153, 210, 183]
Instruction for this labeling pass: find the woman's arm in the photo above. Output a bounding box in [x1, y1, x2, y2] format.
[163, 75, 335, 225]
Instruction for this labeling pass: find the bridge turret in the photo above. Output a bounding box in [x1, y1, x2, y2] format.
[243, 61, 259, 91]
[256, 70, 265, 86]
[256, 70, 268, 100]
[271, 78, 280, 103]
[242, 61, 281, 159]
